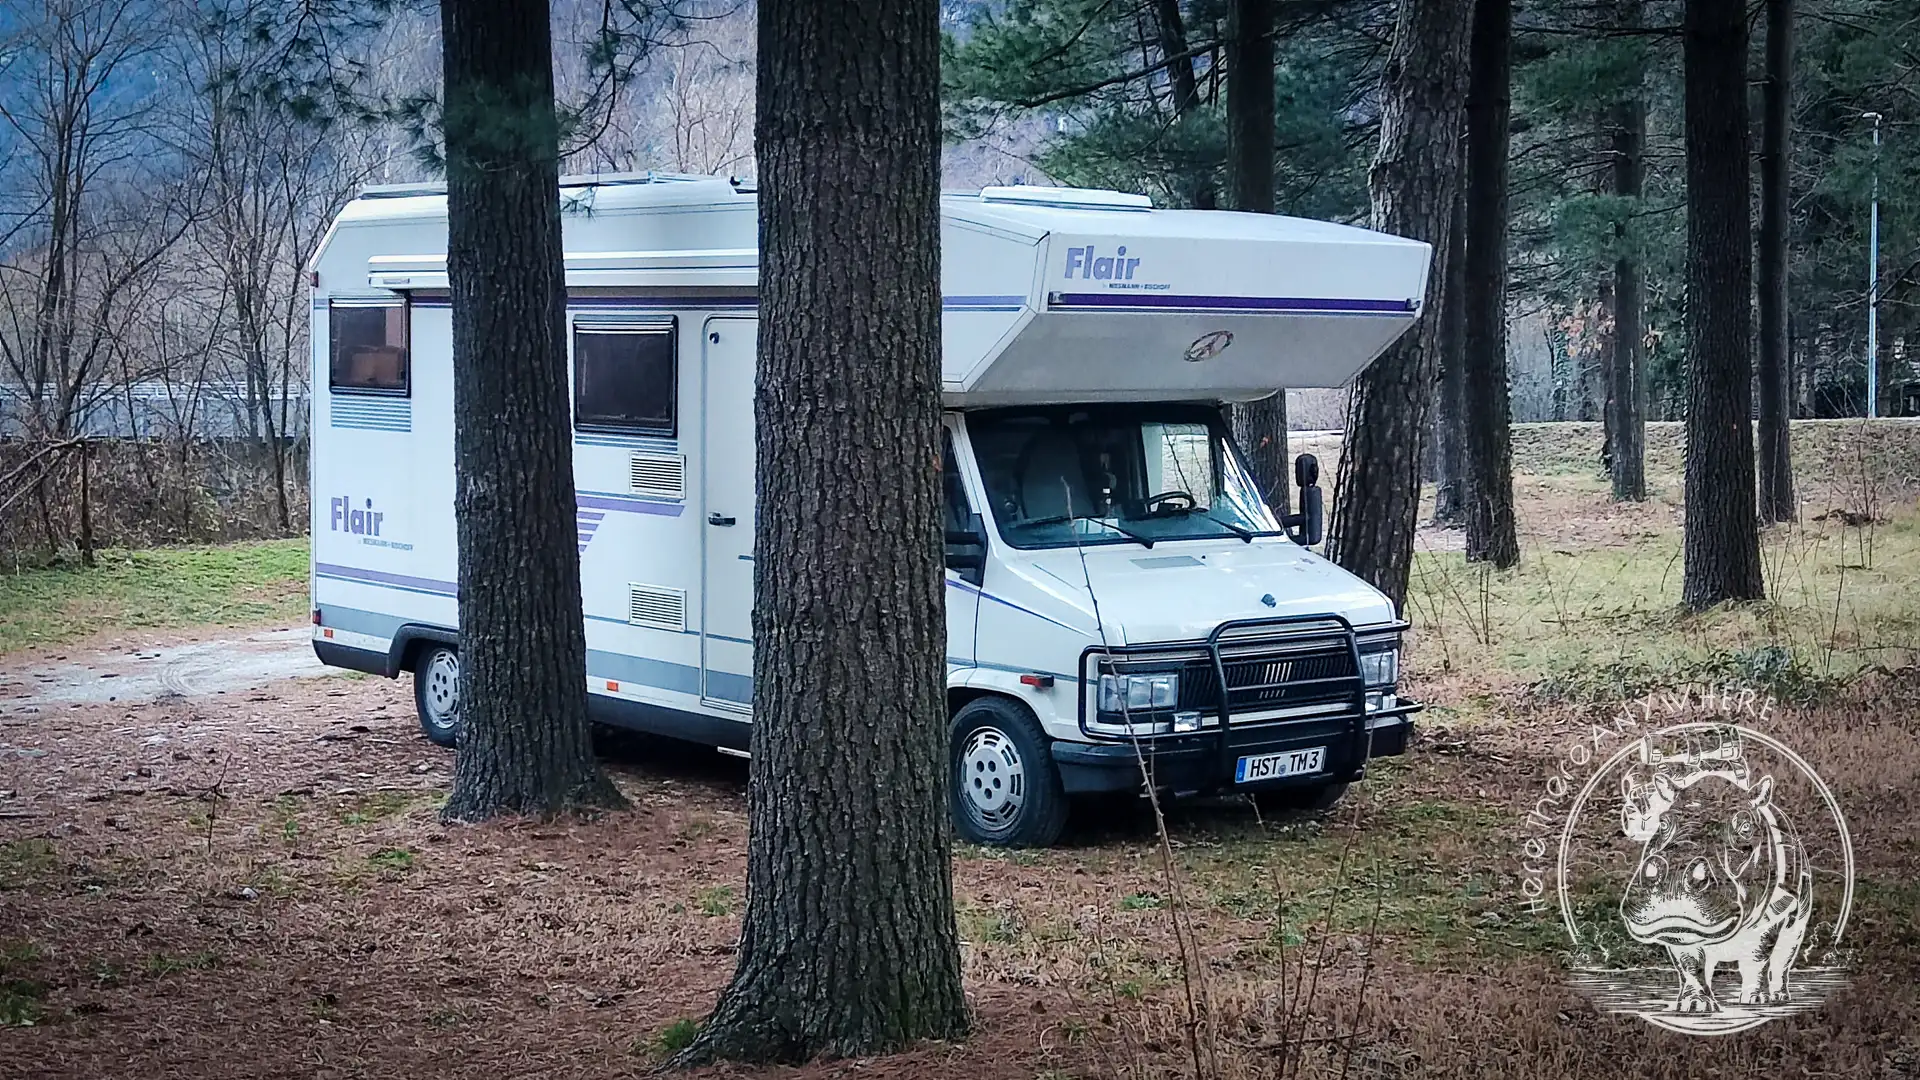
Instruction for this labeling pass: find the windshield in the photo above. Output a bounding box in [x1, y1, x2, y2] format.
[967, 404, 1282, 549]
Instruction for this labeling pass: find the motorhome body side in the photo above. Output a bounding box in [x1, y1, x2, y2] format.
[306, 176, 1430, 847]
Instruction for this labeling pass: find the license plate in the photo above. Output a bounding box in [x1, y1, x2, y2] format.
[1235, 746, 1326, 783]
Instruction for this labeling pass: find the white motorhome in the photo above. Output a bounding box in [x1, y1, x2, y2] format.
[307, 174, 1428, 846]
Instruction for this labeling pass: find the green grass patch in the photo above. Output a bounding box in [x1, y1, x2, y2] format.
[340, 792, 419, 826]
[1406, 509, 1920, 696]
[0, 978, 47, 1026]
[143, 951, 221, 978]
[0, 538, 309, 653]
[1165, 799, 1551, 963]
[695, 885, 734, 917]
[367, 848, 416, 873]
[0, 839, 58, 890]
[649, 1017, 702, 1056]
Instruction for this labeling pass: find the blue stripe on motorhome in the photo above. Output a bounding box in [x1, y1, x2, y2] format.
[576, 434, 679, 451]
[318, 605, 410, 639]
[944, 295, 1028, 312]
[704, 669, 752, 704]
[1047, 292, 1417, 315]
[315, 562, 458, 596]
[589, 649, 749, 702]
[945, 577, 1091, 635]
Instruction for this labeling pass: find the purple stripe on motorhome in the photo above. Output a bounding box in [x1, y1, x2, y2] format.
[315, 563, 458, 596]
[1048, 293, 1415, 314]
[576, 492, 684, 516]
[944, 295, 1027, 308]
[406, 295, 756, 309]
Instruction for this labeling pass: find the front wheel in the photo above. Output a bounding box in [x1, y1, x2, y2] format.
[413, 645, 462, 748]
[950, 697, 1069, 848]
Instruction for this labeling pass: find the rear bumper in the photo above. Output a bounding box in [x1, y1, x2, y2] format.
[1051, 701, 1420, 795]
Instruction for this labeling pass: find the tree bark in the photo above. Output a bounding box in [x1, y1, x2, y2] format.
[1756, 0, 1796, 523]
[679, 0, 967, 1063]
[1328, 0, 1472, 610]
[1461, 0, 1519, 568]
[1431, 185, 1466, 526]
[1680, 0, 1766, 607]
[1606, 33, 1649, 502]
[439, 0, 624, 820]
[1226, 0, 1289, 517]
[1152, 0, 1218, 209]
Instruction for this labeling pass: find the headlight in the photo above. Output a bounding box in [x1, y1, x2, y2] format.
[1358, 648, 1398, 688]
[1097, 672, 1179, 713]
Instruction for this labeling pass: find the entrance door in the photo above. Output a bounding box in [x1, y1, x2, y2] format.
[700, 317, 756, 712]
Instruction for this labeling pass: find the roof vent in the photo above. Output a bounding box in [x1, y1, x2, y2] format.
[979, 185, 1152, 212]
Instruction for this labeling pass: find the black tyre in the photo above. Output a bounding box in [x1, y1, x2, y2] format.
[1252, 781, 1349, 816]
[950, 697, 1069, 848]
[413, 644, 462, 748]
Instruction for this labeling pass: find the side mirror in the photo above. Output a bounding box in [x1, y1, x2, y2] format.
[944, 512, 987, 583]
[1294, 452, 1320, 490]
[1283, 454, 1324, 548]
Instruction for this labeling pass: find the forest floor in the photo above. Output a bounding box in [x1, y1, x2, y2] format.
[1, 419, 1917, 1079]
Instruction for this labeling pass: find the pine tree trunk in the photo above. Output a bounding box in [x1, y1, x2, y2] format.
[1756, 0, 1796, 523]
[1432, 186, 1466, 526]
[1606, 45, 1649, 502]
[1153, 0, 1218, 209]
[1681, 0, 1766, 607]
[679, 0, 967, 1062]
[1226, 0, 1289, 517]
[1328, 0, 1472, 610]
[1460, 0, 1519, 568]
[439, 0, 623, 821]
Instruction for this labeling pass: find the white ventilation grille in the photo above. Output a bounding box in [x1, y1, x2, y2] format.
[628, 451, 685, 500]
[627, 583, 688, 632]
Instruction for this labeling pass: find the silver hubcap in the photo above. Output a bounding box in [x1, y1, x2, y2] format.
[422, 650, 461, 730]
[960, 727, 1026, 832]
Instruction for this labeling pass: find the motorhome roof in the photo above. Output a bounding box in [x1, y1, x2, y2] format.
[314, 176, 1432, 400]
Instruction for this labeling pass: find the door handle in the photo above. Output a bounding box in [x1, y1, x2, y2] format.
[708, 513, 736, 527]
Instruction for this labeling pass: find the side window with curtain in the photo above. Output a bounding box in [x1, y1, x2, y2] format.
[329, 301, 410, 394]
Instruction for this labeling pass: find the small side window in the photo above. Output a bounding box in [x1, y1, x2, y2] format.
[329, 301, 410, 394]
[574, 318, 676, 436]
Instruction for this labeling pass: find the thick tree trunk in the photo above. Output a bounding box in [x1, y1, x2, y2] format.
[680, 0, 967, 1063]
[1606, 49, 1649, 502]
[1680, 0, 1766, 607]
[439, 0, 623, 820]
[1152, 0, 1218, 209]
[1461, 0, 1519, 568]
[1328, 0, 1472, 610]
[1756, 0, 1796, 523]
[1226, 0, 1289, 517]
[1431, 186, 1466, 526]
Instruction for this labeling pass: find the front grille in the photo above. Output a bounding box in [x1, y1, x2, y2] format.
[1177, 644, 1357, 714]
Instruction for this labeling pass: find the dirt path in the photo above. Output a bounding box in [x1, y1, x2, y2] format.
[0, 627, 340, 712]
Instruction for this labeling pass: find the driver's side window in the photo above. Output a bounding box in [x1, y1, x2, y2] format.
[1143, 422, 1218, 509]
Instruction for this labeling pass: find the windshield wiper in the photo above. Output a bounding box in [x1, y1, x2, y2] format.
[1202, 513, 1255, 542]
[1015, 514, 1154, 549]
[1103, 520, 1155, 549]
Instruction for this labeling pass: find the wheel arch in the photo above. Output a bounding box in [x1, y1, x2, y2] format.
[390, 624, 459, 677]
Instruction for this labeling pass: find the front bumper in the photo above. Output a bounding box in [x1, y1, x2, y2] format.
[1051, 701, 1421, 795]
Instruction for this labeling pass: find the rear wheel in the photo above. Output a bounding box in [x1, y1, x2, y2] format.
[413, 645, 462, 748]
[950, 697, 1068, 848]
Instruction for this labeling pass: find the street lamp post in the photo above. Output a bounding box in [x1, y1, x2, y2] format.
[1865, 111, 1882, 418]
